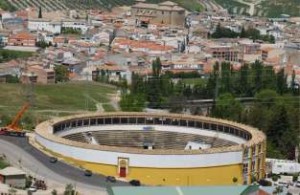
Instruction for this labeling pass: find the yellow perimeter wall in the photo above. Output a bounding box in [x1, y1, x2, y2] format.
[59, 154, 243, 186]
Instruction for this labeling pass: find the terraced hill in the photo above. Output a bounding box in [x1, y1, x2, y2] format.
[255, 0, 300, 17]
[214, 0, 300, 17]
[0, 0, 203, 12]
[0, 0, 135, 11]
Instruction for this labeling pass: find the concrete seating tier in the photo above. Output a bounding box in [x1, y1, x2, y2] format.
[63, 130, 235, 150]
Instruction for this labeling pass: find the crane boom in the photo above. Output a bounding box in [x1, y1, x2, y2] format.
[6, 103, 30, 131]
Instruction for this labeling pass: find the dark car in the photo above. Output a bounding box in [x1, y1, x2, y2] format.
[49, 157, 58, 163]
[129, 179, 141, 186]
[84, 170, 92, 177]
[106, 176, 116, 183]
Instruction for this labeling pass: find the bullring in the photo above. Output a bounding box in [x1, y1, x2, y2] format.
[35, 112, 266, 185]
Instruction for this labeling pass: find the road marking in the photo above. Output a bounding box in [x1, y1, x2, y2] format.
[176, 186, 184, 195]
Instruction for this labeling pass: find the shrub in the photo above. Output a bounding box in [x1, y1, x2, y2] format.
[258, 179, 272, 186]
[272, 175, 279, 182]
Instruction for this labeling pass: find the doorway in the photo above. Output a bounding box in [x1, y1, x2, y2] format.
[118, 157, 129, 178]
[120, 167, 126, 177]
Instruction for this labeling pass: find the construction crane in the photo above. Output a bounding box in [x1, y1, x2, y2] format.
[0, 103, 30, 137]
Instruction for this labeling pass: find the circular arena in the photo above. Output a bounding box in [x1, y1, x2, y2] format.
[35, 112, 266, 186]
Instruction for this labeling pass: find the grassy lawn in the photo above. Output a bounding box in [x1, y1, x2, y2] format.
[0, 82, 117, 128]
[0, 49, 33, 62]
[182, 78, 207, 86]
[102, 103, 116, 112]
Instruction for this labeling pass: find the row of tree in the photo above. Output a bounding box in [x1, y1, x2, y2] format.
[211, 23, 275, 43]
[206, 60, 298, 97]
[120, 59, 298, 111]
[0, 49, 33, 63]
[212, 90, 299, 159]
[118, 58, 299, 159]
[61, 27, 82, 35]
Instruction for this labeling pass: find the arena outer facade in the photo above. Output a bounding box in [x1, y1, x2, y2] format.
[35, 112, 266, 186]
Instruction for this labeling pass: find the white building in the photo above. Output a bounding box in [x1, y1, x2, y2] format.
[28, 19, 61, 34]
[267, 158, 300, 174]
[92, 31, 111, 45]
[62, 20, 89, 34]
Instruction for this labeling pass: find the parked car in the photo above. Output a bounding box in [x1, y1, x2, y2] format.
[28, 186, 37, 192]
[129, 179, 141, 186]
[106, 176, 116, 183]
[84, 170, 92, 176]
[49, 157, 58, 163]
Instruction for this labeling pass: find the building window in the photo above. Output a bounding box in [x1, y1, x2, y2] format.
[243, 163, 248, 173]
[162, 11, 164, 14]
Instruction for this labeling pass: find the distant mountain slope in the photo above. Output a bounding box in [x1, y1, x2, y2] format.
[0, 0, 202, 12]
[214, 0, 300, 17]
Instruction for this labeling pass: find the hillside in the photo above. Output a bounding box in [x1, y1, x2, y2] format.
[0, 0, 203, 12]
[214, 0, 300, 17]
[0, 82, 117, 129]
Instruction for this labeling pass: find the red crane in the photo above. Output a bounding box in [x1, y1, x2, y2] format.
[0, 103, 30, 137]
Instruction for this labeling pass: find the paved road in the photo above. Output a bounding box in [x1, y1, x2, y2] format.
[0, 136, 128, 193]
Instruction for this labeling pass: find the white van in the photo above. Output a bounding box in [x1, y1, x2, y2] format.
[295, 178, 300, 187]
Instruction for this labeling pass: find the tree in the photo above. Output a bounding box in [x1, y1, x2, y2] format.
[236, 64, 250, 96]
[61, 27, 81, 35]
[291, 70, 297, 95]
[273, 186, 283, 194]
[51, 189, 58, 195]
[240, 26, 247, 38]
[38, 6, 42, 18]
[251, 60, 264, 94]
[152, 57, 161, 78]
[96, 69, 109, 83]
[147, 58, 164, 108]
[211, 23, 239, 38]
[0, 1, 16, 12]
[205, 62, 219, 98]
[25, 176, 32, 188]
[220, 62, 232, 94]
[245, 90, 278, 131]
[64, 184, 75, 195]
[36, 40, 49, 48]
[167, 95, 187, 113]
[131, 72, 145, 94]
[255, 89, 278, 109]
[267, 102, 297, 159]
[5, 75, 19, 83]
[276, 68, 288, 95]
[54, 65, 69, 83]
[211, 93, 242, 122]
[120, 94, 145, 112]
[108, 29, 117, 51]
[261, 66, 276, 90]
[246, 27, 260, 41]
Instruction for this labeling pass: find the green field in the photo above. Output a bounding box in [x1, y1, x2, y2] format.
[0, 82, 117, 128]
[102, 103, 116, 112]
[0, 49, 33, 63]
